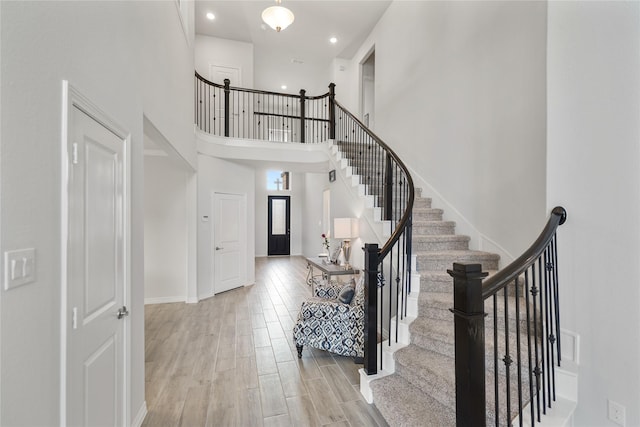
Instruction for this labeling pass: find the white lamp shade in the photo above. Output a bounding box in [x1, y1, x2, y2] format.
[333, 218, 358, 239]
[262, 5, 294, 32]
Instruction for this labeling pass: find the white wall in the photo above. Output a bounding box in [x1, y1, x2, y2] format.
[302, 173, 328, 257]
[255, 169, 304, 257]
[197, 155, 255, 299]
[342, 1, 548, 260]
[0, 1, 195, 424]
[144, 155, 189, 304]
[141, 2, 197, 169]
[195, 35, 254, 88]
[547, 3, 640, 425]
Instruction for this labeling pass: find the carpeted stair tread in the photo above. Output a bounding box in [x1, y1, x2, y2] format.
[370, 374, 455, 427]
[408, 316, 539, 375]
[393, 345, 535, 424]
[417, 292, 534, 332]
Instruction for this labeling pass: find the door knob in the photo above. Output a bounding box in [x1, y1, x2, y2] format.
[215, 246, 224, 250]
[116, 306, 129, 319]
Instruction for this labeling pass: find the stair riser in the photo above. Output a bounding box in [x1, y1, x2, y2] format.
[413, 239, 469, 252]
[417, 302, 535, 334]
[419, 276, 527, 295]
[413, 198, 432, 209]
[409, 327, 542, 377]
[413, 224, 456, 235]
[394, 350, 536, 425]
[416, 255, 499, 272]
[412, 210, 443, 221]
[395, 359, 455, 411]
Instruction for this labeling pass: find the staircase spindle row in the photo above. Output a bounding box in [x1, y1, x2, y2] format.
[450, 206, 567, 426]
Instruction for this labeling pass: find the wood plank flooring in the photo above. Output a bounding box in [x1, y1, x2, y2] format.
[143, 256, 389, 427]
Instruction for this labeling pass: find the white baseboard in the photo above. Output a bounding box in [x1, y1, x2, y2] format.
[132, 401, 148, 427]
[144, 296, 186, 305]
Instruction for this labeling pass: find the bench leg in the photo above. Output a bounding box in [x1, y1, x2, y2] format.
[296, 345, 303, 358]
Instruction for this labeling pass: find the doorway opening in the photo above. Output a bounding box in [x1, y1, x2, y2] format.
[361, 48, 375, 130]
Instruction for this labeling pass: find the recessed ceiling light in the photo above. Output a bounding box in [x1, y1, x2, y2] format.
[206, 12, 215, 20]
[329, 37, 338, 44]
[281, 85, 287, 90]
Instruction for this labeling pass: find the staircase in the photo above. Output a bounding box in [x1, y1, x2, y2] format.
[369, 194, 504, 426]
[331, 139, 515, 424]
[330, 135, 579, 426]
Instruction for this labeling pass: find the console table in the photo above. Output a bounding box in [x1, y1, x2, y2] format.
[305, 257, 359, 292]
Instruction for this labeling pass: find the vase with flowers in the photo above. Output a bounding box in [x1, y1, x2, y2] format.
[321, 233, 330, 257]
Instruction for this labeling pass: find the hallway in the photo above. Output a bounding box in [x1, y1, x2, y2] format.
[143, 256, 388, 426]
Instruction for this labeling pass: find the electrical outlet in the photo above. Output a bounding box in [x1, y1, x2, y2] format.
[608, 399, 626, 426]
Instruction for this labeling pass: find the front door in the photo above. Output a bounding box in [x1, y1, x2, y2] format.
[268, 196, 290, 256]
[213, 192, 245, 294]
[67, 103, 127, 426]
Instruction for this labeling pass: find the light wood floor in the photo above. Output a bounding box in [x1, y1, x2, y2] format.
[143, 256, 389, 427]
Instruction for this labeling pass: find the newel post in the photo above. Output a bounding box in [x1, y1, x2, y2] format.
[448, 263, 488, 427]
[223, 78, 230, 137]
[299, 89, 306, 143]
[328, 83, 336, 140]
[363, 243, 379, 375]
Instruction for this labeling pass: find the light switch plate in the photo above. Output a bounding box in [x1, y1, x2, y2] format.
[4, 248, 36, 290]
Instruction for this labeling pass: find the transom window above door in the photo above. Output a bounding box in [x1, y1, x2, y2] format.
[267, 170, 291, 191]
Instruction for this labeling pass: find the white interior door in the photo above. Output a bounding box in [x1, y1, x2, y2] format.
[67, 104, 127, 426]
[209, 65, 241, 86]
[213, 193, 246, 294]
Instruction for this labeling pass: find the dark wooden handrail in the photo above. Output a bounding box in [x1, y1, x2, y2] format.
[483, 206, 567, 298]
[195, 71, 330, 100]
[450, 206, 567, 426]
[334, 100, 415, 258]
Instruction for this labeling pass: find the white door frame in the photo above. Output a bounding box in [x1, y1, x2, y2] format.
[60, 81, 132, 426]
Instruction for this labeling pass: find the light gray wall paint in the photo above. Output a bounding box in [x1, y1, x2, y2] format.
[0, 1, 195, 424]
[341, 1, 548, 259]
[547, 2, 640, 425]
[144, 155, 189, 303]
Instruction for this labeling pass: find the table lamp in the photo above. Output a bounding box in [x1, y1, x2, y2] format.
[333, 218, 358, 269]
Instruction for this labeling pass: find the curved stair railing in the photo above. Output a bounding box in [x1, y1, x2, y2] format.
[449, 206, 567, 426]
[194, 72, 414, 377]
[333, 102, 415, 375]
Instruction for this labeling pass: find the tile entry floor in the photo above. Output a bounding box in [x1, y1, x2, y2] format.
[143, 256, 389, 427]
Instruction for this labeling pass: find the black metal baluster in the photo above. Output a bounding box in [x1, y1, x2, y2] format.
[545, 248, 555, 404]
[493, 293, 499, 427]
[524, 269, 535, 427]
[503, 288, 512, 425]
[537, 257, 547, 414]
[406, 215, 413, 296]
[389, 246, 395, 343]
[515, 277, 524, 427]
[531, 260, 541, 422]
[552, 235, 562, 365]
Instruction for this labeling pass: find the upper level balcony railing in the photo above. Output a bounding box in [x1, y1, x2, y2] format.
[195, 72, 335, 143]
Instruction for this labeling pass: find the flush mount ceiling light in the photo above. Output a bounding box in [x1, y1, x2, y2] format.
[262, 0, 294, 32]
[206, 12, 215, 20]
[329, 37, 338, 44]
